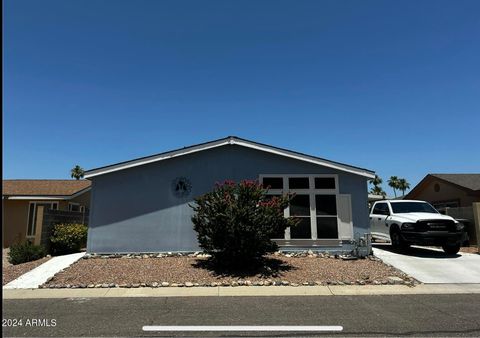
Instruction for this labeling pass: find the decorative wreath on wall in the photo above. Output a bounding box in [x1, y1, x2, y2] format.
[171, 177, 192, 198]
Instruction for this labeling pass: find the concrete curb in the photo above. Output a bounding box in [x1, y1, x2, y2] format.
[3, 284, 480, 299]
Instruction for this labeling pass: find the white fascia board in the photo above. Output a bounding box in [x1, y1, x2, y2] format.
[4, 188, 91, 201]
[84, 140, 230, 178]
[233, 140, 375, 179]
[84, 138, 375, 179]
[5, 196, 69, 200]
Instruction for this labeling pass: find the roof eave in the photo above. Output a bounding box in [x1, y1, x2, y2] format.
[3, 195, 70, 200]
[3, 187, 91, 200]
[84, 137, 375, 179]
[84, 139, 231, 178]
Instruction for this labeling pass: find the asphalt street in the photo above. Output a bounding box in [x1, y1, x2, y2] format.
[3, 294, 480, 337]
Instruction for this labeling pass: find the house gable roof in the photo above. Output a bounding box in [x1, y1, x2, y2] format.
[406, 173, 480, 199]
[84, 136, 375, 179]
[3, 180, 91, 199]
[430, 174, 480, 191]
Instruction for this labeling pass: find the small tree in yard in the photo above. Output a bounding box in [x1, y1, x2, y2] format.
[191, 180, 296, 266]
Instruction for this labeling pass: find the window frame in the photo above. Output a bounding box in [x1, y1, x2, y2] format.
[259, 174, 339, 240]
[68, 202, 81, 212]
[314, 177, 337, 190]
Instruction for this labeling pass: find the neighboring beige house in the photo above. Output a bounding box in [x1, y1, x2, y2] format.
[2, 180, 91, 248]
[406, 174, 480, 244]
[406, 174, 480, 208]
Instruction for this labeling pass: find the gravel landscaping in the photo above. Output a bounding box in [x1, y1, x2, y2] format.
[2, 249, 51, 286]
[42, 252, 415, 288]
[460, 246, 479, 254]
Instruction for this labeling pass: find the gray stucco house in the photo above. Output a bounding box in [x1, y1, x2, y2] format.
[85, 136, 375, 254]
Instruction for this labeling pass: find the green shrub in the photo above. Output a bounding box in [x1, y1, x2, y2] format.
[8, 242, 46, 265]
[50, 223, 88, 255]
[191, 180, 297, 266]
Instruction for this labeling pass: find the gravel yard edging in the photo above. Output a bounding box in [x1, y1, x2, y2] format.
[41, 277, 416, 289]
[82, 250, 370, 260]
[41, 250, 418, 289]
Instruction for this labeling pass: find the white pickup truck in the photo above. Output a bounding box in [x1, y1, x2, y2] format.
[370, 200, 466, 254]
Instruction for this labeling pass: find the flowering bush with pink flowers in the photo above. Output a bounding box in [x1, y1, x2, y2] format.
[191, 180, 296, 265]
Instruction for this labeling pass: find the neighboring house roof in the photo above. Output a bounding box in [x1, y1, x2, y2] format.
[406, 173, 480, 199]
[429, 174, 480, 191]
[3, 180, 91, 199]
[368, 194, 386, 202]
[85, 136, 375, 179]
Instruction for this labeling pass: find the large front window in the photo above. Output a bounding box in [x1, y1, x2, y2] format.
[290, 194, 311, 238]
[260, 175, 339, 240]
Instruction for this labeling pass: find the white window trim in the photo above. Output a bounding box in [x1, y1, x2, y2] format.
[259, 174, 340, 240]
[26, 201, 59, 238]
[68, 202, 85, 213]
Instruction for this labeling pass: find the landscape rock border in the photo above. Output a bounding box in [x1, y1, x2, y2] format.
[40, 276, 417, 289]
[82, 250, 379, 260]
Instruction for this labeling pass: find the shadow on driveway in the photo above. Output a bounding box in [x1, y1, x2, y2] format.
[372, 243, 461, 259]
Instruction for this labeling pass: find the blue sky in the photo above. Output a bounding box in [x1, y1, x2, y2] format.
[4, 0, 480, 195]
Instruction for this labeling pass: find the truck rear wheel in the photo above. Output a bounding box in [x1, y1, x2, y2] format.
[442, 243, 460, 255]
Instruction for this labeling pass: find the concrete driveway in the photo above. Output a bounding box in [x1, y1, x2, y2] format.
[373, 244, 480, 284]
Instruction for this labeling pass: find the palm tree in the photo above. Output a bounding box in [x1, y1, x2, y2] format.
[398, 178, 411, 196]
[369, 175, 386, 197]
[70, 165, 85, 180]
[369, 174, 383, 188]
[388, 176, 400, 198]
[370, 185, 387, 198]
